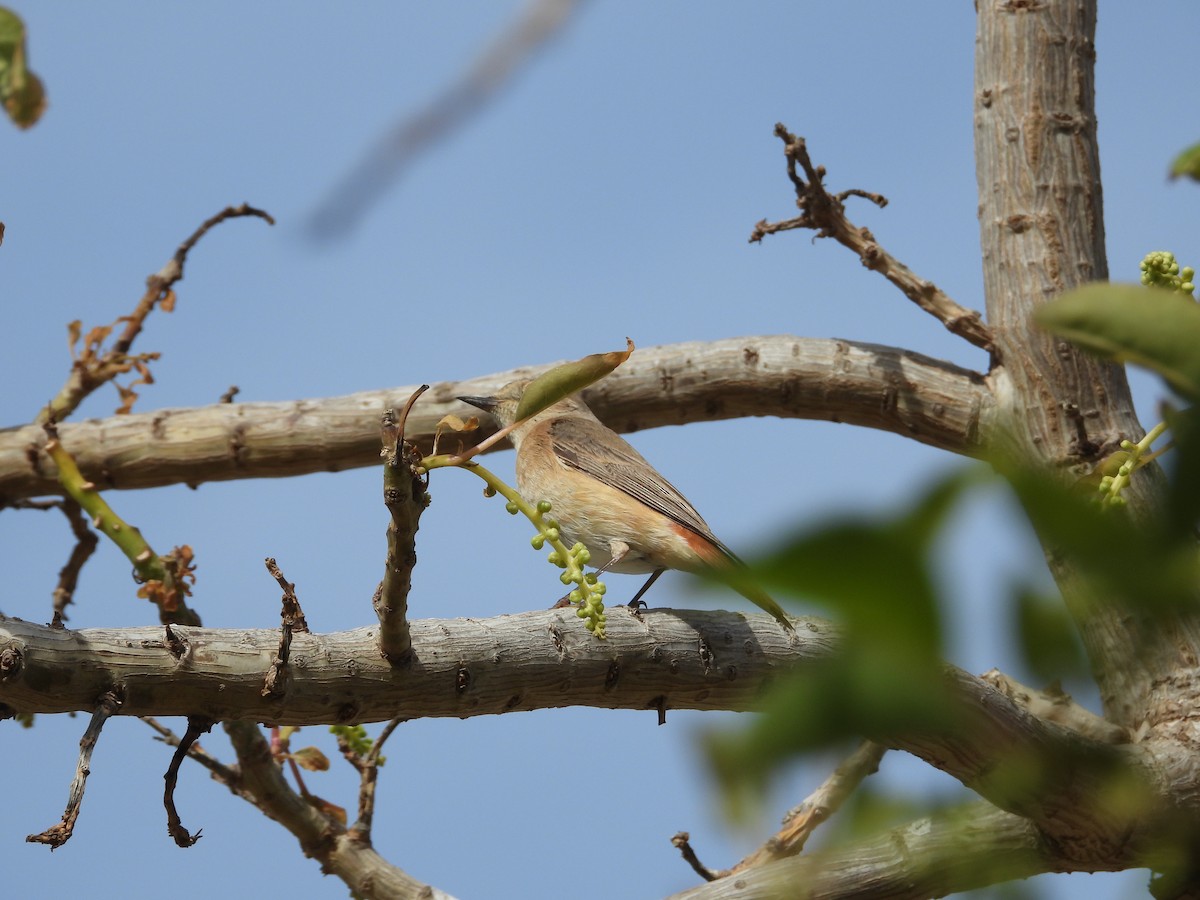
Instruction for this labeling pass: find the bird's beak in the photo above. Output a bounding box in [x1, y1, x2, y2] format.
[457, 394, 498, 413]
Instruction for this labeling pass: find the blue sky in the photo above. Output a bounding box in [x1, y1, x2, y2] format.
[2, 3, 1196, 898]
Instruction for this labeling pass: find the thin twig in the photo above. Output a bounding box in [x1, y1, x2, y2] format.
[351, 717, 406, 840]
[262, 557, 309, 699]
[309, 0, 583, 237]
[143, 716, 240, 787]
[38, 203, 274, 424]
[375, 387, 430, 663]
[671, 832, 717, 882]
[50, 498, 98, 627]
[751, 124, 994, 353]
[26, 689, 124, 849]
[12, 498, 98, 626]
[164, 716, 214, 847]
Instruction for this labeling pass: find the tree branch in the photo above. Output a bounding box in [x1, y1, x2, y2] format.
[0, 335, 992, 504]
[26, 688, 124, 848]
[309, 0, 582, 238]
[668, 803, 1077, 900]
[223, 721, 456, 900]
[374, 391, 429, 663]
[974, 0, 1200, 731]
[752, 126, 994, 353]
[0, 608, 837, 724]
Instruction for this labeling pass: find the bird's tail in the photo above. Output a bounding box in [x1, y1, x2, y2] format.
[734, 581, 795, 633]
[687, 532, 794, 632]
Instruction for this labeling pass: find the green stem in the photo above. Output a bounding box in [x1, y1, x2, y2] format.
[1103, 420, 1170, 506]
[421, 454, 607, 637]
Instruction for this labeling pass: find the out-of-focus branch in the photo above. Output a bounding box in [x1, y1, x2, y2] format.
[673, 741, 887, 881]
[309, 0, 583, 237]
[1, 335, 992, 504]
[669, 803, 1066, 899]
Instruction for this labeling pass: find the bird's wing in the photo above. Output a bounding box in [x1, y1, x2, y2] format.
[547, 417, 734, 558]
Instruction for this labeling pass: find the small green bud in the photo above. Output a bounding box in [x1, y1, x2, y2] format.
[537, 500, 553, 514]
[545, 528, 560, 542]
[575, 547, 591, 564]
[594, 582, 607, 596]
[568, 589, 582, 603]
[584, 572, 598, 585]
[544, 518, 559, 530]
[505, 501, 520, 515]
[560, 572, 574, 585]
[531, 534, 546, 550]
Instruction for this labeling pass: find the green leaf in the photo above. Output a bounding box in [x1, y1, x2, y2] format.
[1169, 142, 1200, 182]
[514, 338, 634, 421]
[0, 7, 46, 129]
[1035, 283, 1200, 400]
[1013, 585, 1087, 682]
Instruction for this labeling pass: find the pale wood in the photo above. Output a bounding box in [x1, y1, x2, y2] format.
[0, 335, 990, 504]
[974, 0, 1200, 733]
[0, 608, 838, 724]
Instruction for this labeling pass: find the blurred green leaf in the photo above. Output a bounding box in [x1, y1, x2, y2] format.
[1013, 585, 1088, 682]
[1035, 283, 1200, 400]
[0, 7, 46, 129]
[1169, 142, 1200, 182]
[707, 469, 981, 816]
[1163, 405, 1200, 536]
[1004, 463, 1200, 617]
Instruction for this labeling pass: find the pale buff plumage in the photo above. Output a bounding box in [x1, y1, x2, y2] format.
[460, 380, 793, 630]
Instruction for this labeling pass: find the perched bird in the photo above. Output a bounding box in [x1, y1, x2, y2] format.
[459, 380, 793, 630]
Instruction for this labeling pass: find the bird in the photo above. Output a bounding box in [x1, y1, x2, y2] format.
[458, 380, 793, 631]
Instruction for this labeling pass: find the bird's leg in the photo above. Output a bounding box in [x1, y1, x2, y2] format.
[626, 568, 665, 610]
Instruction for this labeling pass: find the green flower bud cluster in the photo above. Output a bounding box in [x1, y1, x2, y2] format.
[329, 724, 378, 760]
[1097, 457, 1133, 506]
[528, 499, 607, 637]
[1140, 251, 1196, 297]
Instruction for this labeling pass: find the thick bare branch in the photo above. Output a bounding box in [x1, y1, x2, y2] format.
[974, 0, 1200, 731]
[0, 336, 992, 504]
[0, 608, 836, 724]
